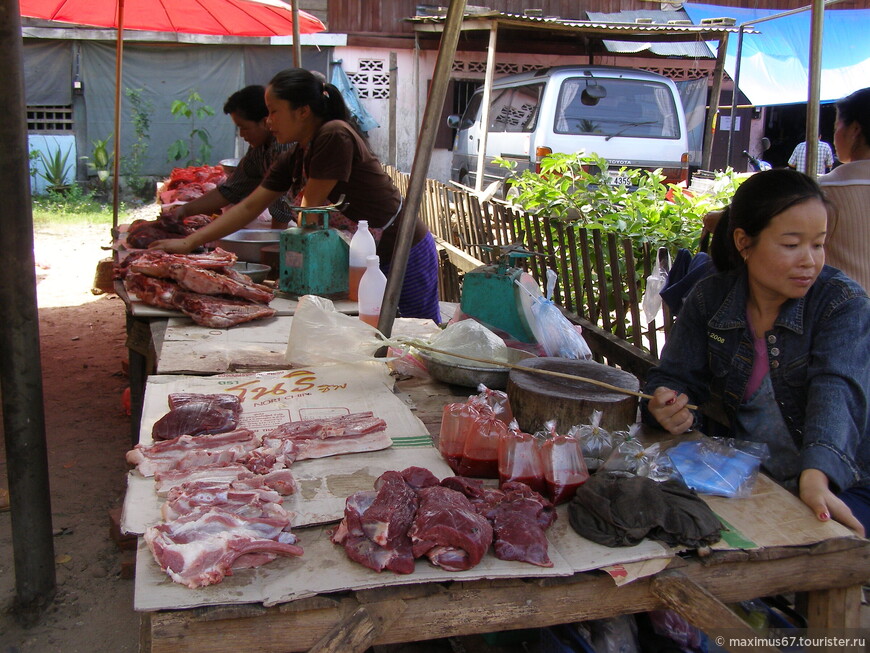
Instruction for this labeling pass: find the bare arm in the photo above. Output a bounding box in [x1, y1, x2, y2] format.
[301, 178, 339, 208]
[799, 468, 864, 536]
[149, 185, 281, 254]
[170, 187, 229, 220]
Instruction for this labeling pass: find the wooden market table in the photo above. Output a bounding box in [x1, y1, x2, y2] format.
[115, 296, 870, 653]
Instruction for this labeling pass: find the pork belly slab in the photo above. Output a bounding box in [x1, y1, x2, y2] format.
[262, 412, 392, 460]
[126, 429, 260, 477]
[144, 505, 303, 589]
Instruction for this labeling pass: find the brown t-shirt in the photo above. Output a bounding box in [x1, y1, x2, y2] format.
[262, 120, 401, 228]
[262, 120, 424, 264]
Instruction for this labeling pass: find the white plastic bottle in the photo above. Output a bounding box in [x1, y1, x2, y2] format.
[348, 220, 376, 301]
[358, 255, 387, 328]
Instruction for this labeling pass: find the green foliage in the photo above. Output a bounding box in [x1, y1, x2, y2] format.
[34, 140, 75, 191]
[497, 151, 743, 341]
[500, 151, 741, 251]
[31, 184, 116, 226]
[28, 149, 41, 181]
[123, 87, 153, 194]
[167, 90, 215, 167]
[81, 135, 113, 182]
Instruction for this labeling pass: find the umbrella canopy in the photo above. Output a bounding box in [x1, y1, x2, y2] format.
[19, 0, 325, 37]
[20, 0, 326, 224]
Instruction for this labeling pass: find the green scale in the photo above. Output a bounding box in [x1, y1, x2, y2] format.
[459, 244, 543, 343]
[279, 202, 349, 296]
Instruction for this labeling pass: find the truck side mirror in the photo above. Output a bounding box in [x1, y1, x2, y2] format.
[447, 115, 461, 129]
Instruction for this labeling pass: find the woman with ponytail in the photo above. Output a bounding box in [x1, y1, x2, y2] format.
[641, 169, 870, 535]
[150, 68, 440, 323]
[259, 68, 440, 322]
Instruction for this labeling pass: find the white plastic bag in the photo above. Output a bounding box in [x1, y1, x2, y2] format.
[641, 248, 670, 325]
[426, 319, 509, 365]
[285, 295, 387, 365]
[528, 269, 592, 359]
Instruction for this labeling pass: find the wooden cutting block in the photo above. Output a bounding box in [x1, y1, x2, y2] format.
[507, 358, 640, 434]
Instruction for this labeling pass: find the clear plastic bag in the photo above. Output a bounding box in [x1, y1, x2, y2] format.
[642, 247, 670, 325]
[567, 410, 613, 472]
[285, 295, 387, 365]
[426, 319, 510, 365]
[528, 270, 593, 359]
[665, 437, 769, 498]
[471, 383, 513, 425]
[498, 428, 546, 494]
[598, 426, 656, 477]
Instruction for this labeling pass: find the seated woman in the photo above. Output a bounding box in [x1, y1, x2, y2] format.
[641, 169, 870, 536]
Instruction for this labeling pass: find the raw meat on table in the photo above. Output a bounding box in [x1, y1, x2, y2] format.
[173, 293, 276, 328]
[408, 485, 493, 572]
[262, 412, 392, 460]
[144, 505, 303, 589]
[161, 480, 286, 522]
[126, 429, 259, 477]
[151, 402, 240, 441]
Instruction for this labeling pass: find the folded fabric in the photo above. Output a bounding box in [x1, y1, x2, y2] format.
[665, 440, 762, 498]
[568, 472, 722, 548]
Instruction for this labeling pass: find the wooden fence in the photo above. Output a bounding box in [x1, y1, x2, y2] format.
[387, 168, 672, 382]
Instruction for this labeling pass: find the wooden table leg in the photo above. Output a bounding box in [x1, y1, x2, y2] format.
[805, 584, 862, 629]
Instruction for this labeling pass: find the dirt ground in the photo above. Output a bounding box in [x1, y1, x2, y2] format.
[0, 222, 140, 652]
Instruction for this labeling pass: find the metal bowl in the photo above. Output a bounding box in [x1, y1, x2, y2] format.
[419, 347, 536, 390]
[219, 158, 240, 175]
[217, 229, 283, 263]
[231, 262, 271, 284]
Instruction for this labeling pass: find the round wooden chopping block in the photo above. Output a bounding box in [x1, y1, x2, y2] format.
[507, 358, 640, 434]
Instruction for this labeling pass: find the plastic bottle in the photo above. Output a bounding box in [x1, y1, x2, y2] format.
[348, 220, 376, 301]
[358, 254, 387, 327]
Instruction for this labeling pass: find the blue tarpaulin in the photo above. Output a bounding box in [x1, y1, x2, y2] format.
[684, 3, 870, 106]
[330, 61, 379, 133]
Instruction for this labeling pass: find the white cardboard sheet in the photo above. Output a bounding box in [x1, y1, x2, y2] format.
[122, 364, 441, 534]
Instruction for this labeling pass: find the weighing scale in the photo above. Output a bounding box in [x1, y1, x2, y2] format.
[459, 244, 543, 343]
[279, 201, 349, 296]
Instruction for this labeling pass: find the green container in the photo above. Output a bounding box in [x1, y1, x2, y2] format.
[460, 263, 537, 343]
[279, 225, 349, 296]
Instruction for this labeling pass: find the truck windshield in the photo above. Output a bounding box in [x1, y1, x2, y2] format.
[554, 78, 680, 139]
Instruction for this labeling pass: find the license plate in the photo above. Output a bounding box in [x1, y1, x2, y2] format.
[608, 172, 631, 186]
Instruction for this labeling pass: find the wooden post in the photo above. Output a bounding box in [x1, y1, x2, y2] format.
[474, 22, 498, 192]
[389, 52, 397, 167]
[703, 32, 728, 172]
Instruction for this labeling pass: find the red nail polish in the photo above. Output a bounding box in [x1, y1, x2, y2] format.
[820, 512, 829, 521]
[665, 392, 678, 406]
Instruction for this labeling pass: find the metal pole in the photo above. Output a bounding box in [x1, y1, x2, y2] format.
[703, 32, 728, 171]
[473, 22, 498, 192]
[111, 0, 125, 228]
[389, 51, 397, 167]
[725, 26, 745, 169]
[0, 0, 56, 616]
[377, 0, 467, 337]
[290, 0, 301, 67]
[805, 0, 824, 177]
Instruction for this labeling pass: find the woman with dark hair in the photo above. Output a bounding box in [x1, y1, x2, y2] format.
[157, 85, 297, 228]
[820, 86, 870, 292]
[641, 169, 870, 535]
[152, 69, 440, 323]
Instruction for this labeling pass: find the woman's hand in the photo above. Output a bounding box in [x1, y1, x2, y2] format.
[647, 386, 694, 435]
[147, 237, 194, 255]
[799, 468, 865, 536]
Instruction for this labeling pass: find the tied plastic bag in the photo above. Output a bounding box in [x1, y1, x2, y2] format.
[285, 295, 388, 365]
[471, 383, 513, 425]
[665, 437, 769, 498]
[527, 269, 593, 359]
[642, 247, 670, 325]
[426, 319, 509, 365]
[567, 409, 612, 472]
[598, 425, 657, 477]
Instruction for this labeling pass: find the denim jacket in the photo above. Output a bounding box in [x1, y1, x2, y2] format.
[641, 265, 870, 492]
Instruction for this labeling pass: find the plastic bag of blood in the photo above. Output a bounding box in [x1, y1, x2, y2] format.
[438, 401, 483, 473]
[498, 429, 545, 493]
[540, 434, 589, 504]
[457, 413, 508, 478]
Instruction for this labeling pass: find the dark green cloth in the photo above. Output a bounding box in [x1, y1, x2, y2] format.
[568, 473, 722, 548]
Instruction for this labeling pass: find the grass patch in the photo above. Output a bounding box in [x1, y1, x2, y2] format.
[31, 184, 125, 228]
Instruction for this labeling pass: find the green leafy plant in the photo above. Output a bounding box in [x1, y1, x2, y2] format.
[167, 90, 215, 167]
[123, 87, 153, 195]
[35, 140, 75, 192]
[81, 135, 112, 182]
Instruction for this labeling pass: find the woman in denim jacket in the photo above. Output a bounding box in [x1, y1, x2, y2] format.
[642, 169, 870, 535]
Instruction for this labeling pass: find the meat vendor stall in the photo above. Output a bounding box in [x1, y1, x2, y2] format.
[114, 295, 870, 651]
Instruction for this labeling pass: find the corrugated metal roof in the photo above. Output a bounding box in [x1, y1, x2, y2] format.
[409, 10, 753, 41]
[586, 10, 714, 58]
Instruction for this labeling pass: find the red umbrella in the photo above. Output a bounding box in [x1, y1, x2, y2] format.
[19, 0, 325, 37]
[19, 0, 326, 223]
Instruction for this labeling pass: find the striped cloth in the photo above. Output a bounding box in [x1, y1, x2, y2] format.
[788, 140, 834, 175]
[383, 232, 441, 324]
[820, 159, 870, 293]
